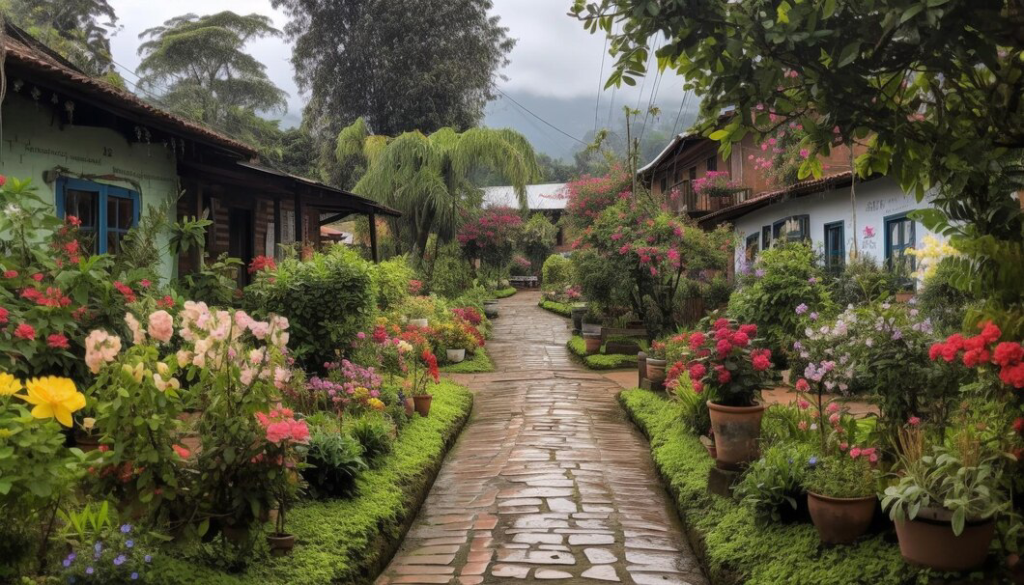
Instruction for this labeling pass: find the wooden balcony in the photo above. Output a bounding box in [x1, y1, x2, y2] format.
[669, 181, 753, 216]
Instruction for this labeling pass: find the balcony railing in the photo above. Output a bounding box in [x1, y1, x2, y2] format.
[668, 181, 753, 215]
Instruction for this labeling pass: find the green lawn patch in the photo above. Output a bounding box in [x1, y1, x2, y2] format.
[493, 286, 517, 299]
[566, 335, 636, 370]
[440, 348, 494, 373]
[149, 381, 474, 585]
[618, 388, 922, 585]
[539, 299, 572, 317]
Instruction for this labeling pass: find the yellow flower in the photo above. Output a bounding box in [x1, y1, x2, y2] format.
[0, 428, 12, 439]
[16, 377, 86, 427]
[0, 373, 22, 397]
[368, 398, 385, 411]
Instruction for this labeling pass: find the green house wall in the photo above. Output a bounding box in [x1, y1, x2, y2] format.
[0, 93, 179, 280]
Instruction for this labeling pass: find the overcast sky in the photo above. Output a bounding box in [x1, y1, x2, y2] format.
[106, 0, 689, 128]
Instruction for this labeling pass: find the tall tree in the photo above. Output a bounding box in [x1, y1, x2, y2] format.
[2, 0, 119, 76]
[574, 0, 1024, 335]
[338, 118, 541, 260]
[136, 11, 287, 131]
[271, 0, 514, 181]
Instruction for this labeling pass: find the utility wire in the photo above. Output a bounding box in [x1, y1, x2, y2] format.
[594, 34, 608, 135]
[495, 88, 588, 146]
[671, 89, 692, 136]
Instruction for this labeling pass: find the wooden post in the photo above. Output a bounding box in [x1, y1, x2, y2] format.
[294, 192, 304, 245]
[273, 197, 282, 260]
[369, 212, 379, 263]
[194, 183, 204, 271]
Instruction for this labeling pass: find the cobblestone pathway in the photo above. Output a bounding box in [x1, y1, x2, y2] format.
[376, 291, 706, 585]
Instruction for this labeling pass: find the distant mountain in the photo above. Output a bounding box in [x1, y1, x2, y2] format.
[482, 90, 700, 163]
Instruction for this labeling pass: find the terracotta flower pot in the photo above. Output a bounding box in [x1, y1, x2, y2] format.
[408, 318, 429, 328]
[583, 334, 602, 355]
[266, 533, 296, 556]
[413, 394, 432, 417]
[404, 396, 415, 417]
[74, 431, 101, 452]
[645, 358, 667, 384]
[707, 401, 765, 470]
[894, 509, 995, 571]
[446, 348, 466, 363]
[807, 492, 876, 544]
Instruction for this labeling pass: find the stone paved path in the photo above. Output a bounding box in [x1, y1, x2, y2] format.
[376, 291, 707, 585]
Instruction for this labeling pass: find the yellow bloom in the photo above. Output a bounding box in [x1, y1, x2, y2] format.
[16, 376, 86, 427]
[0, 429, 12, 439]
[0, 373, 22, 397]
[368, 398, 385, 411]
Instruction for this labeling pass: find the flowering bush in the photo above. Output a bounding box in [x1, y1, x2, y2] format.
[247, 255, 277, 274]
[692, 171, 741, 198]
[457, 207, 524, 269]
[563, 165, 630, 230]
[59, 523, 155, 584]
[255, 407, 309, 537]
[669, 319, 772, 407]
[452, 306, 482, 327]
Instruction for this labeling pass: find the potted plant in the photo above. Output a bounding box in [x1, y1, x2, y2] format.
[804, 453, 878, 544]
[582, 332, 602, 355]
[258, 408, 309, 556]
[409, 349, 440, 417]
[438, 322, 474, 363]
[881, 428, 1006, 571]
[482, 299, 499, 319]
[686, 320, 772, 469]
[645, 341, 667, 384]
[405, 297, 433, 328]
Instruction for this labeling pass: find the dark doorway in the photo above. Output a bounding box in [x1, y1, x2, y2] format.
[228, 208, 254, 287]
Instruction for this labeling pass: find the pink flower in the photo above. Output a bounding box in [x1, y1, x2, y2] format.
[125, 312, 146, 345]
[85, 329, 122, 373]
[689, 363, 707, 380]
[751, 354, 770, 371]
[849, 447, 862, 459]
[3, 270, 17, 279]
[173, 444, 191, 459]
[692, 380, 704, 394]
[826, 402, 840, 414]
[265, 422, 291, 444]
[731, 331, 750, 347]
[289, 420, 310, 443]
[797, 398, 810, 410]
[839, 442, 848, 451]
[908, 416, 921, 427]
[14, 323, 35, 341]
[0, 306, 7, 324]
[715, 338, 732, 357]
[31, 273, 43, 282]
[147, 310, 174, 343]
[799, 149, 810, 159]
[795, 378, 810, 392]
[797, 421, 808, 431]
[716, 367, 731, 384]
[828, 413, 841, 425]
[47, 333, 70, 349]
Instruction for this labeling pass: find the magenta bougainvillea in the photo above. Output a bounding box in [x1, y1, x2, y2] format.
[457, 207, 523, 266]
[564, 166, 631, 228]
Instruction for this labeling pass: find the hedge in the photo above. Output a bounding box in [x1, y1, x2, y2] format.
[148, 381, 474, 585]
[539, 299, 572, 317]
[493, 286, 517, 299]
[618, 388, 926, 585]
[566, 335, 637, 370]
[440, 348, 494, 374]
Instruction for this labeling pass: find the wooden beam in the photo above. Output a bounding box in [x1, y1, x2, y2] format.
[273, 198, 282, 260]
[369, 212, 379, 263]
[294, 191, 304, 245]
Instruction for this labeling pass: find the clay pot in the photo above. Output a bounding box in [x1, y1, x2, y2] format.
[895, 291, 915, 303]
[700, 435, 717, 460]
[446, 348, 466, 363]
[413, 394, 433, 417]
[706, 401, 765, 470]
[404, 396, 415, 417]
[74, 431, 101, 453]
[408, 318, 429, 328]
[266, 533, 296, 556]
[894, 509, 995, 571]
[807, 492, 876, 544]
[645, 358, 667, 385]
[583, 334, 602, 355]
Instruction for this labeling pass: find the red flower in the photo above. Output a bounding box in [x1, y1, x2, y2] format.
[999, 363, 1024, 389]
[139, 279, 152, 289]
[1013, 418, 1024, 434]
[713, 318, 730, 330]
[963, 348, 990, 368]
[172, 444, 191, 459]
[2, 270, 17, 279]
[421, 349, 440, 382]
[715, 338, 733, 357]
[692, 380, 704, 394]
[979, 321, 1002, 344]
[30, 273, 43, 282]
[14, 323, 36, 340]
[945, 333, 965, 351]
[795, 378, 810, 392]
[688, 332, 706, 351]
[751, 354, 771, 371]
[47, 333, 70, 349]
[993, 342, 1024, 367]
[739, 324, 757, 337]
[248, 255, 277, 274]
[66, 215, 81, 227]
[940, 343, 959, 363]
[0, 175, 6, 187]
[928, 342, 943, 361]
[689, 363, 707, 380]
[0, 306, 7, 324]
[156, 295, 175, 308]
[715, 366, 732, 384]
[113, 281, 136, 303]
[731, 331, 750, 347]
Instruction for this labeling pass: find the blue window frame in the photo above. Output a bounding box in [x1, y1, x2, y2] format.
[55, 177, 140, 255]
[823, 221, 845, 272]
[772, 214, 810, 243]
[884, 212, 916, 280]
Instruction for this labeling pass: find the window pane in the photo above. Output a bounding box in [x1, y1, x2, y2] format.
[108, 197, 134, 230]
[65, 189, 98, 228]
[107, 231, 121, 255]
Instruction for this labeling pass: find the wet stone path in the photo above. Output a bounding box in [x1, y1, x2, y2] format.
[376, 291, 707, 585]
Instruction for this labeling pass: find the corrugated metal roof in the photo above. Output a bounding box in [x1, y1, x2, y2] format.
[482, 183, 569, 211]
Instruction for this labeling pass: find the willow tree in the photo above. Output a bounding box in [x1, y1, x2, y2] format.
[337, 118, 541, 261]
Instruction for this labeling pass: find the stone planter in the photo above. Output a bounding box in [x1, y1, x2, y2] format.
[581, 322, 602, 336]
[570, 306, 586, 334]
[413, 394, 433, 417]
[483, 300, 499, 319]
[408, 318, 429, 328]
[894, 508, 995, 571]
[645, 358, 667, 385]
[707, 401, 765, 470]
[266, 533, 296, 556]
[807, 492, 876, 544]
[582, 333, 602, 355]
[446, 348, 466, 363]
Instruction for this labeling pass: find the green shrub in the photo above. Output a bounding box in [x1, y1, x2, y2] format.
[371, 257, 414, 311]
[825, 255, 901, 307]
[302, 428, 367, 499]
[519, 214, 558, 270]
[584, 354, 636, 370]
[429, 243, 474, 299]
[734, 443, 818, 522]
[244, 246, 374, 370]
[728, 243, 833, 362]
[915, 259, 971, 336]
[540, 299, 573, 317]
[347, 414, 394, 463]
[541, 254, 572, 289]
[493, 286, 516, 298]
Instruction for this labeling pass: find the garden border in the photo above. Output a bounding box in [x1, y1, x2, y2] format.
[538, 299, 572, 317]
[566, 335, 636, 370]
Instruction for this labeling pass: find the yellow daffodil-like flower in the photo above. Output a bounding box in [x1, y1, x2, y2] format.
[0, 372, 23, 396]
[16, 376, 86, 427]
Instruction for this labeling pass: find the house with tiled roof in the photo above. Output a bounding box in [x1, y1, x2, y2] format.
[0, 23, 398, 284]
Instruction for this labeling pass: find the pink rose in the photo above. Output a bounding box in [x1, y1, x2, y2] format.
[147, 310, 174, 343]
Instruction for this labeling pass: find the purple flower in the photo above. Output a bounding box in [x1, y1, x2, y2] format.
[755, 268, 765, 277]
[120, 524, 132, 534]
[808, 276, 819, 284]
[114, 555, 127, 566]
[125, 540, 134, 548]
[131, 573, 140, 580]
[795, 303, 808, 315]
[809, 312, 819, 321]
[86, 567, 94, 575]
[891, 329, 903, 340]
[144, 555, 152, 563]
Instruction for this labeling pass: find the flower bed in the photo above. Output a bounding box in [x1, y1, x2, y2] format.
[493, 286, 517, 299]
[566, 335, 637, 370]
[619, 388, 922, 585]
[539, 299, 573, 317]
[148, 380, 472, 585]
[440, 347, 494, 374]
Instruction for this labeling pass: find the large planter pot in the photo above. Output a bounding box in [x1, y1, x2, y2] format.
[707, 401, 765, 470]
[645, 358, 667, 385]
[446, 348, 466, 363]
[404, 396, 415, 417]
[807, 492, 876, 544]
[74, 431, 101, 453]
[581, 322, 601, 336]
[570, 307, 586, 334]
[583, 333, 602, 355]
[408, 318, 429, 328]
[483, 301, 499, 319]
[266, 533, 296, 557]
[413, 394, 433, 417]
[894, 509, 995, 572]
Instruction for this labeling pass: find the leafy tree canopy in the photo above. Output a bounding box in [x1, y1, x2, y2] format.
[2, 0, 120, 77]
[573, 0, 1024, 335]
[136, 11, 287, 128]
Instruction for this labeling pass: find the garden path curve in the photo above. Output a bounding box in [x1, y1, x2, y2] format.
[375, 291, 707, 585]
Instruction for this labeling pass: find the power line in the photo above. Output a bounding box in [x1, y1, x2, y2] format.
[494, 88, 588, 146]
[594, 34, 608, 135]
[671, 89, 692, 136]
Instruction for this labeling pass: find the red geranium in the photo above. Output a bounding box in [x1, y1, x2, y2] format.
[47, 333, 70, 349]
[14, 323, 36, 340]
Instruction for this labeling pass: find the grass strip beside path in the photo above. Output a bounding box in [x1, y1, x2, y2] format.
[566, 335, 636, 370]
[440, 348, 494, 373]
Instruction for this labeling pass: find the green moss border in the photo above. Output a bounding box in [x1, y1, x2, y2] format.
[493, 287, 517, 299]
[538, 299, 572, 317]
[440, 348, 494, 373]
[149, 381, 474, 585]
[618, 388, 928, 585]
[566, 335, 636, 370]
